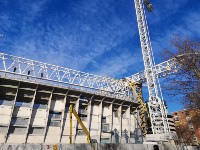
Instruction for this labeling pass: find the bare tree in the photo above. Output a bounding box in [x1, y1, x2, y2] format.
[162, 35, 200, 146]
[175, 125, 194, 145]
[162, 35, 200, 110]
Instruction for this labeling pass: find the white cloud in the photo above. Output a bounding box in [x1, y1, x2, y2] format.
[149, 10, 200, 65]
[0, 0, 199, 80]
[93, 53, 134, 78]
[1, 0, 137, 75]
[147, 0, 189, 24]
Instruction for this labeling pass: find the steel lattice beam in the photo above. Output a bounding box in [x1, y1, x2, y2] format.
[126, 57, 178, 83]
[0, 53, 131, 101]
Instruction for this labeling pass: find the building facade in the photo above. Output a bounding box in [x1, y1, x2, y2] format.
[167, 115, 176, 133]
[0, 77, 142, 144]
[172, 109, 200, 145]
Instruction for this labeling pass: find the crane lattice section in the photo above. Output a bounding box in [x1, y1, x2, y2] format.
[0, 53, 131, 101]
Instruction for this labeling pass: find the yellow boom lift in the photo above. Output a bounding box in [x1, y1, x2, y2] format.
[69, 81, 148, 143]
[129, 81, 148, 137]
[69, 104, 91, 144]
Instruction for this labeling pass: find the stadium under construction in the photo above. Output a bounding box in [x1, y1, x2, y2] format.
[0, 0, 181, 149]
[0, 74, 140, 144]
[0, 49, 176, 145]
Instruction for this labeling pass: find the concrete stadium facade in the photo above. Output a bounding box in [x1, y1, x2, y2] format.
[0, 77, 140, 144]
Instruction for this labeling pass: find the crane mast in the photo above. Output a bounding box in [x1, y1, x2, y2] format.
[133, 0, 169, 135]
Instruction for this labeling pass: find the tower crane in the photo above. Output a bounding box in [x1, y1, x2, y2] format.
[133, 0, 170, 138]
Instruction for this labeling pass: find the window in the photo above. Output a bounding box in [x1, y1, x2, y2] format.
[192, 136, 197, 141]
[100, 138, 109, 143]
[114, 111, 118, 117]
[130, 131, 135, 138]
[77, 130, 85, 135]
[189, 123, 194, 130]
[101, 124, 109, 132]
[102, 116, 106, 123]
[174, 116, 179, 121]
[185, 111, 190, 116]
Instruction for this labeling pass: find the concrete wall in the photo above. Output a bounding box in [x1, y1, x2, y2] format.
[0, 144, 192, 150]
[0, 78, 139, 144]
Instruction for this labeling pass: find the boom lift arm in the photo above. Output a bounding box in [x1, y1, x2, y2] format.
[129, 81, 148, 136]
[69, 105, 91, 144]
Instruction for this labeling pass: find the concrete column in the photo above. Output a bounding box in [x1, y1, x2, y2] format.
[73, 94, 81, 143]
[109, 103, 113, 143]
[127, 106, 131, 143]
[25, 85, 38, 143]
[43, 88, 54, 142]
[59, 90, 69, 142]
[97, 100, 103, 143]
[5, 81, 20, 143]
[119, 105, 122, 138]
[136, 108, 140, 129]
[87, 97, 93, 130]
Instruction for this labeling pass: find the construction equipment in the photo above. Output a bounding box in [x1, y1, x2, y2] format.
[0, 52, 182, 101]
[126, 57, 179, 84]
[0, 53, 130, 100]
[69, 105, 91, 144]
[134, 0, 169, 136]
[144, 0, 153, 12]
[0, 0, 184, 143]
[129, 81, 148, 136]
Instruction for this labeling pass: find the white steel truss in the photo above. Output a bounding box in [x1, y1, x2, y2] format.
[0, 53, 131, 101]
[126, 57, 178, 83]
[0, 52, 178, 99]
[134, 0, 169, 134]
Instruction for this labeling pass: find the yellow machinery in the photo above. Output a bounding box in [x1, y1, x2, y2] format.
[69, 105, 91, 144]
[68, 81, 148, 143]
[129, 81, 148, 137]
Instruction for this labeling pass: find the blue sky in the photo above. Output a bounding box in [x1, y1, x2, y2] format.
[0, 0, 200, 113]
